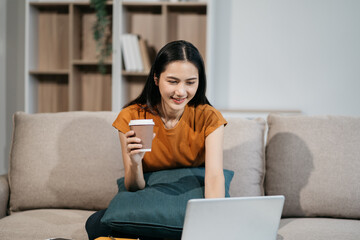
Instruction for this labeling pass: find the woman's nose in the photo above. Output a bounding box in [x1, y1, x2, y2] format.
[175, 84, 186, 96]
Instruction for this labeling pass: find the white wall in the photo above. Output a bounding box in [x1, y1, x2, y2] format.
[211, 0, 360, 116]
[0, 0, 7, 175]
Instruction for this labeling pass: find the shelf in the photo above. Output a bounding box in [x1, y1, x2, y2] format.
[29, 2, 70, 7]
[72, 60, 112, 65]
[29, 1, 113, 6]
[122, 2, 163, 7]
[122, 71, 148, 77]
[167, 2, 207, 7]
[30, 69, 69, 75]
[72, 1, 113, 6]
[122, 2, 206, 7]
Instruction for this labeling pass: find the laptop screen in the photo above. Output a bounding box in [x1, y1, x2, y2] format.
[181, 195, 285, 240]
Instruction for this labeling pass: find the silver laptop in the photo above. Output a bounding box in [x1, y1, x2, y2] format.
[181, 195, 285, 240]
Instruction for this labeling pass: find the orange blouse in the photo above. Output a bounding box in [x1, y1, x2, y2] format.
[112, 104, 227, 172]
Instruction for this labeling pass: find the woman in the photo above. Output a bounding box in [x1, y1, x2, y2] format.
[86, 40, 227, 239]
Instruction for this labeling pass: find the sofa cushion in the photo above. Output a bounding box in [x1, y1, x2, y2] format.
[9, 112, 124, 212]
[0, 209, 94, 240]
[101, 167, 234, 239]
[223, 117, 266, 196]
[278, 218, 360, 240]
[265, 114, 360, 219]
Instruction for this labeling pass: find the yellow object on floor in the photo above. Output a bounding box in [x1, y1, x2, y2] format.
[95, 237, 140, 240]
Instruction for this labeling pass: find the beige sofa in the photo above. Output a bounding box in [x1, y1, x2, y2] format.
[0, 111, 359, 239]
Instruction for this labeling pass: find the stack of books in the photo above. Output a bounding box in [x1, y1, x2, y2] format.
[121, 34, 151, 73]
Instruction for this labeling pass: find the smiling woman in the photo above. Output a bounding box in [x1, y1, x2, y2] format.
[86, 40, 228, 240]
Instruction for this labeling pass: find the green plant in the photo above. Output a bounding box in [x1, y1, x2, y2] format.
[90, 0, 112, 74]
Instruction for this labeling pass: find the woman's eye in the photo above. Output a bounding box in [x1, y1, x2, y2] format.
[168, 80, 177, 84]
[187, 81, 196, 85]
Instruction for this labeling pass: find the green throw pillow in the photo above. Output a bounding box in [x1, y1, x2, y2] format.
[101, 167, 234, 239]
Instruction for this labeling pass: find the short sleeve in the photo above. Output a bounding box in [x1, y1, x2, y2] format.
[112, 107, 133, 133]
[204, 107, 227, 137]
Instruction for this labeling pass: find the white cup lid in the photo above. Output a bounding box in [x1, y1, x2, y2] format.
[129, 119, 155, 126]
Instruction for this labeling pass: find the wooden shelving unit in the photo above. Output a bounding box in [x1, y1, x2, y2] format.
[25, 0, 209, 113]
[26, 1, 113, 113]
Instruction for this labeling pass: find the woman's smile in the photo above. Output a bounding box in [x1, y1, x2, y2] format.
[171, 97, 186, 104]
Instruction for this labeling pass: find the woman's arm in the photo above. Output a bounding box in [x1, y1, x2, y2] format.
[204, 125, 225, 198]
[118, 131, 146, 191]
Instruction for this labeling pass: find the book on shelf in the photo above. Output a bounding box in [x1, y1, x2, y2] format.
[121, 34, 133, 72]
[139, 38, 151, 73]
[122, 34, 138, 72]
[121, 33, 151, 73]
[130, 34, 144, 72]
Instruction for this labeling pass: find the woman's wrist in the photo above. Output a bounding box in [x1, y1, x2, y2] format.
[125, 163, 145, 191]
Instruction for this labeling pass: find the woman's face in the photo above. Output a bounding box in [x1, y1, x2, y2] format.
[155, 61, 199, 113]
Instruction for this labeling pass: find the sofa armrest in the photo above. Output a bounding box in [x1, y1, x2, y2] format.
[0, 174, 9, 219]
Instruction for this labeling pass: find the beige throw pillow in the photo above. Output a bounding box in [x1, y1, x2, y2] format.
[224, 117, 266, 197]
[9, 112, 124, 212]
[265, 114, 360, 219]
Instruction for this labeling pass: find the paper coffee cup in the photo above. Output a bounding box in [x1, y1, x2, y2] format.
[129, 119, 155, 152]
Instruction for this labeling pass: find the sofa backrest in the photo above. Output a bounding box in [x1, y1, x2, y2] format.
[9, 112, 124, 212]
[265, 114, 360, 219]
[8, 112, 266, 212]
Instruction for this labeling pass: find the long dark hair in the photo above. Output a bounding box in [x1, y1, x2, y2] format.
[124, 40, 211, 114]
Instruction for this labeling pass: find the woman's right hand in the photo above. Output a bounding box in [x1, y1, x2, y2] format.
[124, 130, 145, 165]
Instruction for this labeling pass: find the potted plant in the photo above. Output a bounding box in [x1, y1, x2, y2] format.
[90, 0, 112, 74]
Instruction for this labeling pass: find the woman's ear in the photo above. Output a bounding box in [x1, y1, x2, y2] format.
[154, 75, 159, 86]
